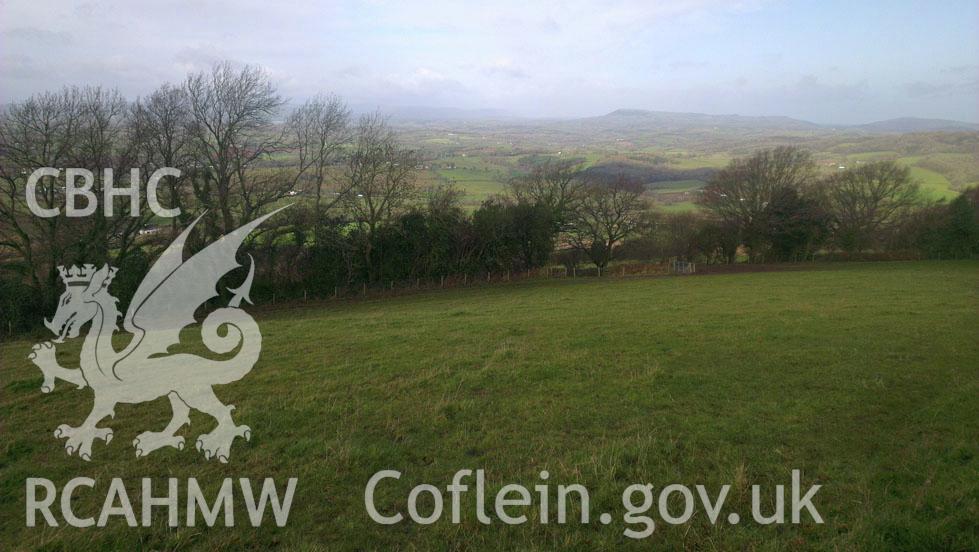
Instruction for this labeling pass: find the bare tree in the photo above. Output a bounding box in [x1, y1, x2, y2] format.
[0, 87, 147, 297]
[285, 94, 351, 238]
[698, 146, 817, 261]
[185, 62, 286, 236]
[131, 83, 192, 235]
[824, 161, 919, 252]
[0, 89, 80, 291]
[508, 158, 585, 231]
[72, 87, 146, 264]
[340, 113, 419, 281]
[567, 175, 650, 268]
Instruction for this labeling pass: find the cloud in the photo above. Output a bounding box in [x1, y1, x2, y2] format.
[904, 79, 979, 99]
[941, 64, 979, 75]
[173, 47, 236, 73]
[484, 59, 530, 80]
[2, 26, 73, 45]
[669, 60, 710, 71]
[789, 75, 868, 102]
[0, 0, 975, 123]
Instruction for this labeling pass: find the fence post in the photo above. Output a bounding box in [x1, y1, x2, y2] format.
[440, 275, 444, 288]
[334, 286, 338, 299]
[464, 274, 468, 285]
[573, 266, 576, 278]
[363, 283, 367, 296]
[303, 290, 307, 302]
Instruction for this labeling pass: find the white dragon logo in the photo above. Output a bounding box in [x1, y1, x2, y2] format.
[27, 208, 285, 463]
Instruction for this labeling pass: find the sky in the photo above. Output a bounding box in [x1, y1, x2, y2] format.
[1, 0, 977, 124]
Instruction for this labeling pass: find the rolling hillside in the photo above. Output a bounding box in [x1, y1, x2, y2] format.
[2, 261, 976, 550]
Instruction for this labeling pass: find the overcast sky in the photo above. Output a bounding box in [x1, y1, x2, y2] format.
[2, 0, 977, 123]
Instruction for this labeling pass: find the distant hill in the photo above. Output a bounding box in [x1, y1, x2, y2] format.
[382, 106, 979, 136]
[853, 117, 979, 133]
[386, 107, 979, 152]
[547, 110, 979, 139]
[576, 109, 823, 132]
[369, 105, 516, 122]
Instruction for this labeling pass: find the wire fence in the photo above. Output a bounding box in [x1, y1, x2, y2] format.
[255, 261, 683, 311]
[256, 253, 948, 312]
[6, 252, 966, 335]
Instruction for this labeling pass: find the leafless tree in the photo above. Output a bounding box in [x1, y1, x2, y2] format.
[567, 175, 650, 268]
[74, 87, 146, 263]
[0, 87, 147, 296]
[185, 62, 287, 236]
[508, 158, 585, 231]
[698, 146, 817, 261]
[0, 89, 79, 290]
[340, 113, 419, 281]
[824, 161, 919, 252]
[131, 83, 192, 235]
[285, 94, 351, 238]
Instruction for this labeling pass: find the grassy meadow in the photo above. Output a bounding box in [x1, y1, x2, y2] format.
[418, 148, 970, 213]
[1, 261, 977, 550]
[405, 128, 978, 210]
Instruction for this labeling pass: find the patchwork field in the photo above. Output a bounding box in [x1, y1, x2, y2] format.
[1, 261, 977, 550]
[419, 148, 972, 211]
[402, 121, 978, 210]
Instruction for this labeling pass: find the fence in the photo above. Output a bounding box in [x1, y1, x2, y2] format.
[12, 255, 943, 335]
[254, 261, 678, 312]
[669, 260, 696, 274]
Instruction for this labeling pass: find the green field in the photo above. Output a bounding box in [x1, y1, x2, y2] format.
[650, 179, 705, 192]
[830, 153, 971, 202]
[435, 167, 508, 204]
[657, 200, 700, 213]
[667, 153, 731, 169]
[1, 261, 977, 550]
[906, 166, 958, 201]
[424, 146, 971, 210]
[408, 127, 978, 209]
[650, 179, 705, 213]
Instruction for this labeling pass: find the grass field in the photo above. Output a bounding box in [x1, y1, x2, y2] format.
[655, 200, 701, 213]
[649, 180, 705, 212]
[423, 144, 972, 210]
[649, 179, 705, 192]
[832, 154, 966, 202]
[435, 167, 508, 205]
[1, 261, 977, 550]
[906, 166, 958, 201]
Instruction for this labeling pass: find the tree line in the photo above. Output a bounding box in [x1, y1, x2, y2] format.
[1, 63, 976, 333]
[679, 146, 977, 264]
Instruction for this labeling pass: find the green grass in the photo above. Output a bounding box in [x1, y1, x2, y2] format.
[423, 142, 973, 208]
[650, 179, 705, 192]
[668, 153, 731, 169]
[873, 156, 959, 202]
[656, 200, 701, 213]
[907, 166, 957, 201]
[844, 151, 902, 161]
[435, 167, 509, 204]
[1, 261, 977, 550]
